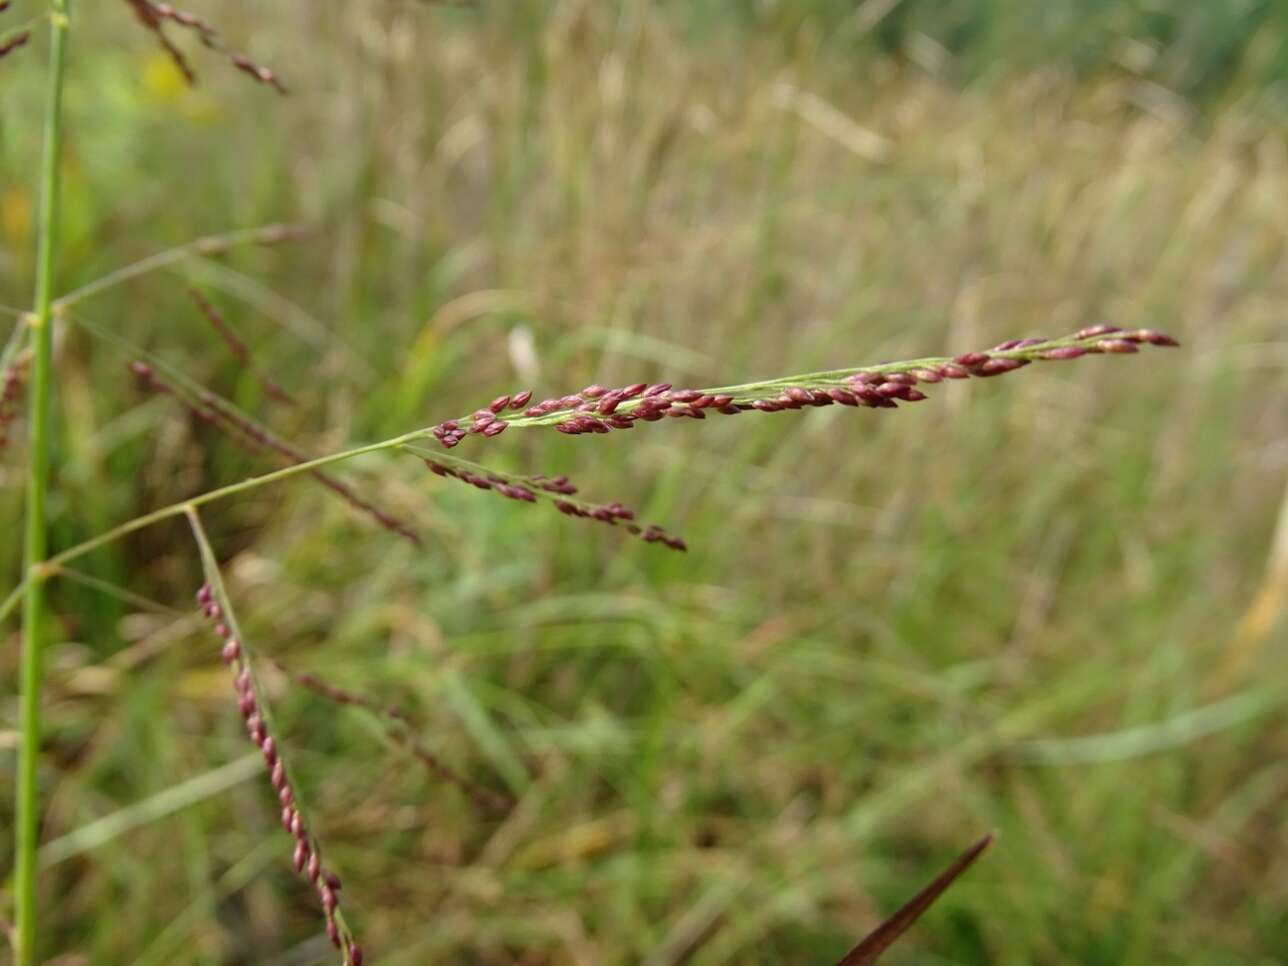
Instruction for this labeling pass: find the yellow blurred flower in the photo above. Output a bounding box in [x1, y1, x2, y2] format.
[1, 186, 31, 249]
[142, 50, 190, 102]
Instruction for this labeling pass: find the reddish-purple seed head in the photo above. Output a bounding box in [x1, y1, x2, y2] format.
[293, 840, 310, 873]
[221, 639, 241, 663]
[510, 390, 533, 408]
[581, 384, 607, 398]
[488, 395, 510, 413]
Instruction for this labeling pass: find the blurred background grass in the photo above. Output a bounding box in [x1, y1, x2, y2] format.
[1, 1, 1287, 962]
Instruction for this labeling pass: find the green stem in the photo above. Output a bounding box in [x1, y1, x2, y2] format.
[16, 2, 69, 962]
[52, 223, 305, 312]
[0, 430, 428, 626]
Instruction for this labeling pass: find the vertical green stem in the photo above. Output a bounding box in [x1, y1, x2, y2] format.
[16, 2, 70, 962]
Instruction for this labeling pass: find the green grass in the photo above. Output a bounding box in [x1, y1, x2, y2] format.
[2, 2, 1287, 962]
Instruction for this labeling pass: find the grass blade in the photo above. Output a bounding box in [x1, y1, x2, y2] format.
[836, 832, 994, 965]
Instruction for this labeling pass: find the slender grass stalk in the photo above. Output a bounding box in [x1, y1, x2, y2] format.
[52, 222, 305, 311]
[16, 2, 70, 961]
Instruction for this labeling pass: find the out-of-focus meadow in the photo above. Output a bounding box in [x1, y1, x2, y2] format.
[2, 1, 1287, 962]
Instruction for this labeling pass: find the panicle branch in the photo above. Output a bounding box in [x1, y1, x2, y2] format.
[408, 446, 687, 552]
[189, 288, 296, 406]
[427, 326, 1179, 448]
[0, 28, 29, 61]
[188, 504, 362, 964]
[131, 361, 419, 544]
[265, 656, 513, 813]
[195, 586, 363, 964]
[120, 0, 287, 94]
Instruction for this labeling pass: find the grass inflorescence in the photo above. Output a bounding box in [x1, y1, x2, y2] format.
[10, 1, 1277, 962]
[429, 326, 1179, 447]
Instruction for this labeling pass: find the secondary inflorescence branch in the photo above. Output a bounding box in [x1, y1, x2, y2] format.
[426, 326, 1179, 448]
[189, 288, 296, 406]
[131, 361, 420, 545]
[264, 656, 514, 813]
[406, 445, 688, 551]
[195, 587, 362, 964]
[120, 0, 287, 93]
[188, 504, 362, 964]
